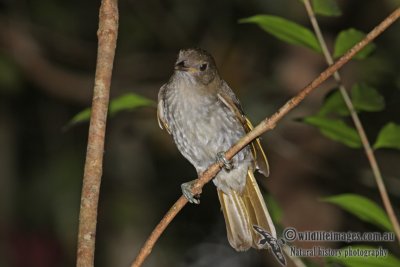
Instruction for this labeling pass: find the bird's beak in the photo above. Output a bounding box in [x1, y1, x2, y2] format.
[174, 60, 188, 71]
[174, 60, 196, 72]
[174, 64, 187, 71]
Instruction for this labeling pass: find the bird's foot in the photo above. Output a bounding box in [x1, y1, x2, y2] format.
[181, 180, 200, 204]
[216, 151, 233, 170]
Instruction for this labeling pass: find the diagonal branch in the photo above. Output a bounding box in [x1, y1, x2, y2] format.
[131, 8, 400, 267]
[76, 1, 119, 267]
[303, 0, 400, 243]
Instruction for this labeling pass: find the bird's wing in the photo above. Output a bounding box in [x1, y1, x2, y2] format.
[244, 118, 269, 177]
[157, 84, 171, 134]
[217, 82, 269, 177]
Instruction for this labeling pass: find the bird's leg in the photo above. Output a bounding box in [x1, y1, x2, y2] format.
[181, 179, 201, 204]
[182, 152, 233, 204]
[216, 151, 233, 170]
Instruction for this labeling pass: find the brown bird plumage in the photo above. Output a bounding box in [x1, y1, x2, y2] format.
[157, 48, 276, 251]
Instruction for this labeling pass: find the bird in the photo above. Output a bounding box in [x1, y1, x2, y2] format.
[157, 48, 276, 251]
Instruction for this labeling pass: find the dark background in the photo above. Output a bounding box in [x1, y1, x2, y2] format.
[0, 0, 399, 266]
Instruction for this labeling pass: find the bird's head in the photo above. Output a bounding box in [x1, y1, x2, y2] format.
[174, 48, 218, 85]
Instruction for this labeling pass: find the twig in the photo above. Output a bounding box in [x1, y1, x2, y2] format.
[76, 1, 119, 267]
[131, 8, 400, 267]
[303, 0, 400, 243]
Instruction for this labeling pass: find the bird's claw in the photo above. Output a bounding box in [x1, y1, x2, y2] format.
[181, 180, 200, 204]
[216, 151, 233, 170]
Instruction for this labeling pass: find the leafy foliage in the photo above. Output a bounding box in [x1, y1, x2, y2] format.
[312, 0, 342, 17]
[333, 28, 376, 59]
[318, 90, 349, 116]
[306, 83, 385, 147]
[322, 194, 393, 231]
[239, 15, 321, 52]
[374, 123, 400, 150]
[351, 84, 385, 112]
[69, 93, 155, 125]
[318, 84, 385, 117]
[303, 116, 362, 148]
[239, 11, 386, 150]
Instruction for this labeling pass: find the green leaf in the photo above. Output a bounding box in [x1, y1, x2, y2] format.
[351, 83, 385, 112]
[239, 15, 321, 52]
[318, 84, 385, 117]
[329, 245, 400, 267]
[108, 93, 155, 116]
[70, 108, 92, 125]
[312, 0, 342, 17]
[318, 90, 349, 116]
[69, 93, 155, 125]
[303, 116, 362, 148]
[374, 123, 400, 150]
[333, 28, 376, 59]
[322, 194, 393, 231]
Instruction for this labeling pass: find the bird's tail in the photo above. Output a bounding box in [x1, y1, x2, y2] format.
[217, 170, 276, 251]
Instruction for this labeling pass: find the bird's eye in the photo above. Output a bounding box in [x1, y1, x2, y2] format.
[199, 63, 208, 71]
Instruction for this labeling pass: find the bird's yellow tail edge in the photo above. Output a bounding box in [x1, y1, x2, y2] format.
[217, 170, 276, 251]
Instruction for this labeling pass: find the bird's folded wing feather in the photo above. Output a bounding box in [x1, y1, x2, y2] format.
[157, 84, 171, 134]
[217, 82, 269, 177]
[244, 118, 269, 177]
